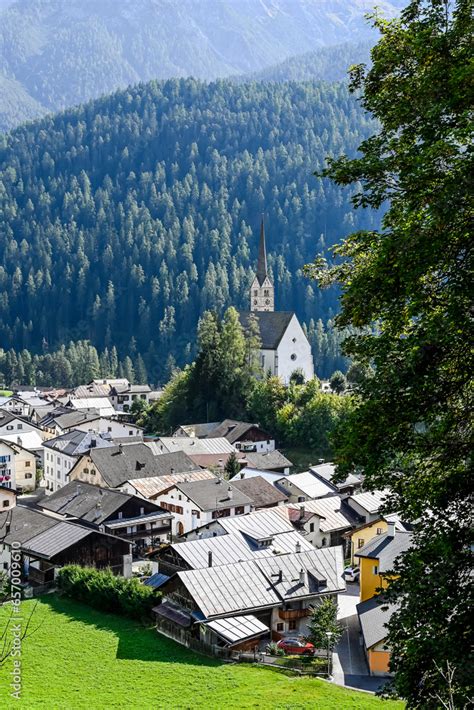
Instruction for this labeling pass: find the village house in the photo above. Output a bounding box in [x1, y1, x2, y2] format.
[69, 444, 199, 489]
[0, 409, 50, 441]
[0, 505, 131, 585]
[230, 476, 288, 509]
[153, 546, 344, 653]
[43, 430, 114, 494]
[238, 450, 292, 475]
[309, 462, 364, 495]
[40, 481, 173, 553]
[120, 469, 217, 499]
[181, 506, 301, 542]
[39, 409, 143, 440]
[357, 596, 396, 676]
[347, 514, 411, 565]
[148, 437, 237, 469]
[65, 396, 116, 417]
[355, 524, 413, 602]
[109, 384, 152, 412]
[0, 484, 16, 511]
[286, 497, 358, 553]
[174, 419, 275, 454]
[238, 219, 314, 384]
[345, 489, 390, 524]
[276, 469, 336, 502]
[155, 478, 254, 536]
[153, 527, 313, 579]
[0, 439, 36, 492]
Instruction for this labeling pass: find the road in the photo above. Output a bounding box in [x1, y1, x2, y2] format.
[332, 583, 389, 693]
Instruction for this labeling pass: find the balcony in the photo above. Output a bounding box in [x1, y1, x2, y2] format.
[278, 608, 310, 621]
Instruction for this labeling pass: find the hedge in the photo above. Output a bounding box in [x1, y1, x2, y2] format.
[56, 565, 160, 619]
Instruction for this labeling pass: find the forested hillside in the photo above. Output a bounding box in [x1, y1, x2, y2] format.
[0, 78, 380, 384]
[0, 0, 404, 131]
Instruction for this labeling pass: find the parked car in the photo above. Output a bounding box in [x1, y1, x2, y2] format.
[343, 566, 360, 582]
[276, 638, 315, 656]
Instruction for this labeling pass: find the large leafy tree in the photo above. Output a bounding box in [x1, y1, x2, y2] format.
[307, 1, 473, 705]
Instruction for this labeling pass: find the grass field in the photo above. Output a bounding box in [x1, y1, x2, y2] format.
[0, 596, 403, 709]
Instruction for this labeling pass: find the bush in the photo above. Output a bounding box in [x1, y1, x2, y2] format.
[57, 566, 160, 620]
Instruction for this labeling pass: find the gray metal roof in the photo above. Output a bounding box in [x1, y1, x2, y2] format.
[355, 531, 413, 572]
[23, 521, 93, 559]
[218, 508, 295, 537]
[175, 478, 253, 512]
[86, 445, 199, 487]
[231, 476, 288, 507]
[127, 470, 216, 499]
[177, 545, 345, 618]
[151, 437, 236, 456]
[310, 463, 363, 490]
[0, 505, 57, 544]
[289, 496, 357, 533]
[277, 471, 336, 498]
[204, 615, 269, 645]
[348, 490, 389, 515]
[171, 530, 313, 569]
[205, 420, 267, 444]
[241, 450, 293, 471]
[43, 429, 114, 457]
[357, 596, 396, 649]
[239, 311, 295, 350]
[41, 480, 134, 523]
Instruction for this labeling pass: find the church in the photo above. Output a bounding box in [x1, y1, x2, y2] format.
[239, 220, 314, 383]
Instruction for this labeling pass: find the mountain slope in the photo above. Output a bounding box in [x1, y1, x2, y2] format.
[0, 0, 405, 131]
[0, 78, 379, 380]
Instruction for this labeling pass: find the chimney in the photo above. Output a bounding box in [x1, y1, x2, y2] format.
[299, 505, 305, 521]
[299, 568, 305, 585]
[276, 569, 282, 583]
[387, 521, 396, 538]
[118, 443, 123, 453]
[240, 472, 244, 479]
[170, 468, 175, 475]
[227, 485, 233, 500]
[295, 541, 301, 554]
[208, 551, 213, 568]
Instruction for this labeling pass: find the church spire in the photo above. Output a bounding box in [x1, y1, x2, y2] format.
[250, 215, 274, 312]
[256, 215, 268, 286]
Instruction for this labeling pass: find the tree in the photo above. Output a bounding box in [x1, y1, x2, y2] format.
[306, 597, 342, 651]
[346, 361, 373, 386]
[306, 1, 473, 705]
[224, 451, 241, 479]
[289, 368, 305, 386]
[329, 370, 346, 394]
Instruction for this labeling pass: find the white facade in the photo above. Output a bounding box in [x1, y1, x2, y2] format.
[0, 415, 48, 440]
[274, 315, 314, 384]
[250, 274, 274, 312]
[70, 418, 143, 439]
[43, 448, 77, 493]
[0, 441, 36, 491]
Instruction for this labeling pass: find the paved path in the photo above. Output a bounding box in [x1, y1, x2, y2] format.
[332, 584, 389, 693]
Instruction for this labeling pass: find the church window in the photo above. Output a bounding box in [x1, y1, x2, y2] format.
[291, 353, 297, 361]
[264, 289, 269, 296]
[265, 299, 270, 305]
[292, 337, 296, 343]
[254, 290, 258, 296]
[253, 300, 258, 306]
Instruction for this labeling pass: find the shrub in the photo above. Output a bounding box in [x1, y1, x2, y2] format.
[57, 566, 160, 619]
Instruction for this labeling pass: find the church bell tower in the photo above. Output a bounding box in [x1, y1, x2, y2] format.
[250, 218, 274, 312]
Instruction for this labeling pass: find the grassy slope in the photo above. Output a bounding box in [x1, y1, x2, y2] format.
[0, 597, 403, 709]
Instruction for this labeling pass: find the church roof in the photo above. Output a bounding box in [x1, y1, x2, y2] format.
[239, 311, 294, 350]
[256, 218, 269, 286]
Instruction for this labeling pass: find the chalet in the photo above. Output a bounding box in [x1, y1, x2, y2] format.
[0, 439, 36, 492]
[156, 478, 253, 536]
[230, 476, 288, 509]
[287, 497, 358, 552]
[69, 444, 199, 489]
[174, 419, 275, 453]
[0, 505, 131, 585]
[154, 546, 344, 652]
[40, 481, 173, 553]
[43, 430, 114, 494]
[276, 470, 336, 502]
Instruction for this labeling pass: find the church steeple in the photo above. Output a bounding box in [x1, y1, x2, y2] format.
[250, 216, 274, 312]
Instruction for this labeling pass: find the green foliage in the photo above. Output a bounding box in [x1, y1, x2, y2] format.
[224, 451, 241, 479]
[308, 1, 473, 705]
[0, 77, 378, 382]
[329, 370, 347, 394]
[56, 565, 160, 620]
[306, 598, 342, 651]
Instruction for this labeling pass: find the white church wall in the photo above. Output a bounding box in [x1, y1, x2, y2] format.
[276, 316, 314, 384]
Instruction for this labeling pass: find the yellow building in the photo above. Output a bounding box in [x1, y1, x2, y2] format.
[347, 515, 409, 565]
[355, 524, 412, 602]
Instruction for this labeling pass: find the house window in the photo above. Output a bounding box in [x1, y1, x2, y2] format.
[234, 506, 245, 515]
[288, 620, 297, 631]
[321, 537, 327, 546]
[25, 461, 30, 467]
[276, 623, 284, 632]
[84, 468, 89, 474]
[108, 427, 112, 432]
[297, 496, 305, 503]
[25, 473, 32, 479]
[91, 469, 96, 475]
[2, 501, 9, 508]
[309, 523, 314, 532]
[358, 538, 365, 548]
[191, 509, 200, 519]
[17, 424, 23, 430]
[291, 353, 297, 361]
[6, 426, 13, 431]
[373, 565, 379, 575]
[118, 512, 123, 519]
[376, 527, 383, 535]
[129, 431, 133, 436]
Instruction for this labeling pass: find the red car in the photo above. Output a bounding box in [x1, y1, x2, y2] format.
[277, 638, 315, 656]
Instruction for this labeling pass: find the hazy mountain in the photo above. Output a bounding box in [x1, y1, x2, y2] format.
[0, 0, 405, 131]
[236, 41, 373, 84]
